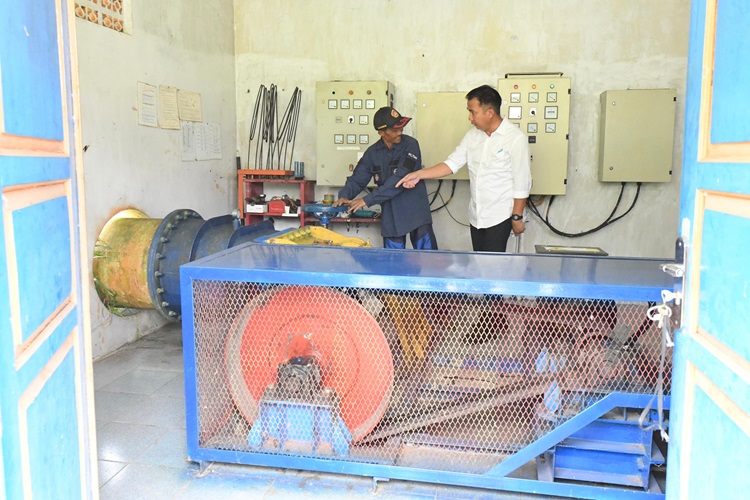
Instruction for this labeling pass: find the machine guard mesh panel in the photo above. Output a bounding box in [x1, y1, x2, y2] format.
[189, 280, 670, 474]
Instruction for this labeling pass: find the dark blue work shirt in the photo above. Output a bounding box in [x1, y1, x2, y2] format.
[338, 135, 432, 238]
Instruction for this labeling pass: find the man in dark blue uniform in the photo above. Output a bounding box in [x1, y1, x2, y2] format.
[334, 107, 438, 250]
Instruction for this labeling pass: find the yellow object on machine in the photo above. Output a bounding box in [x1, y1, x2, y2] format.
[382, 295, 433, 370]
[266, 226, 371, 247]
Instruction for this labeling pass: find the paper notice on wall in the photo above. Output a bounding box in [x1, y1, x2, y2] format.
[177, 90, 202, 122]
[137, 82, 158, 127]
[181, 122, 196, 161]
[208, 122, 222, 160]
[195, 123, 210, 161]
[182, 122, 221, 161]
[159, 85, 180, 129]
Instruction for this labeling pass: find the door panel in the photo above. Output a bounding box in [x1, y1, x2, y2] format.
[710, 1, 749, 144]
[1, 0, 96, 498]
[670, 0, 750, 497]
[0, 0, 66, 143]
[6, 182, 73, 349]
[684, 376, 750, 497]
[695, 195, 750, 360]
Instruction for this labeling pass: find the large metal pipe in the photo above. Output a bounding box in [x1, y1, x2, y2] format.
[93, 208, 275, 321]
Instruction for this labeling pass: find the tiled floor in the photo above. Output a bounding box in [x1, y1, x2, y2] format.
[94, 323, 559, 499]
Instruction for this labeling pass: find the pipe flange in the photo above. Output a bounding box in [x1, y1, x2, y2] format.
[147, 209, 203, 321]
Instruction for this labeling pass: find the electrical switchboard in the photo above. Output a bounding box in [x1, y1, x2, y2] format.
[415, 92, 472, 180]
[497, 74, 571, 195]
[316, 81, 394, 186]
[598, 89, 676, 183]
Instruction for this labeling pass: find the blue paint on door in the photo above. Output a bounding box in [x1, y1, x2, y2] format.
[0, 0, 94, 498]
[669, 0, 750, 498]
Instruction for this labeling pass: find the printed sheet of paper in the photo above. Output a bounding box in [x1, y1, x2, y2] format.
[208, 123, 222, 160]
[159, 85, 180, 129]
[177, 90, 202, 122]
[195, 123, 210, 161]
[137, 82, 158, 127]
[181, 122, 196, 161]
[183, 122, 221, 161]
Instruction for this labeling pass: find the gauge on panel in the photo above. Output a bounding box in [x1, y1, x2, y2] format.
[508, 106, 522, 120]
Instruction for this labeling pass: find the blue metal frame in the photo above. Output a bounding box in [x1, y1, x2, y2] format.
[181, 243, 673, 301]
[179, 243, 674, 499]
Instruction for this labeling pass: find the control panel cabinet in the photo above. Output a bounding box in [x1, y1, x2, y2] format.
[416, 92, 472, 181]
[598, 89, 676, 183]
[497, 75, 571, 195]
[316, 81, 394, 186]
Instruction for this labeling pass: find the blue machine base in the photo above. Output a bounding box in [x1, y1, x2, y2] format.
[537, 407, 666, 491]
[248, 399, 352, 457]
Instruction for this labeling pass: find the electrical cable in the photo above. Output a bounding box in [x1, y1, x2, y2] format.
[276, 87, 300, 170]
[285, 89, 302, 171]
[527, 182, 641, 238]
[247, 84, 303, 171]
[247, 85, 264, 171]
[430, 180, 458, 213]
[432, 190, 469, 227]
[427, 179, 443, 206]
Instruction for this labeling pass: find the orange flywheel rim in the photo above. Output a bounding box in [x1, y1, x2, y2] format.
[225, 285, 394, 442]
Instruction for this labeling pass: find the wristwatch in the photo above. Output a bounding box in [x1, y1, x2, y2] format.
[511, 214, 524, 221]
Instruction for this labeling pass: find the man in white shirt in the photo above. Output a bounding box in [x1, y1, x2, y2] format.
[396, 85, 532, 252]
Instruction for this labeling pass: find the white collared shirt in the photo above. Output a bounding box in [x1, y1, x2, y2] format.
[444, 119, 532, 229]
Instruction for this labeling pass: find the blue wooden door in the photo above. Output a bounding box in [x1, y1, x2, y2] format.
[0, 0, 97, 498]
[668, 0, 750, 497]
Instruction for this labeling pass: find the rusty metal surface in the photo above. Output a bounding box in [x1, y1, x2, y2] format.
[93, 216, 160, 310]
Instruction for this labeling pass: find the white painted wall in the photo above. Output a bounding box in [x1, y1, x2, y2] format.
[76, 0, 236, 358]
[234, 0, 689, 257]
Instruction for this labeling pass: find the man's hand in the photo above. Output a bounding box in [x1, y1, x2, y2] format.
[512, 219, 525, 236]
[333, 198, 350, 208]
[346, 198, 367, 212]
[395, 171, 422, 189]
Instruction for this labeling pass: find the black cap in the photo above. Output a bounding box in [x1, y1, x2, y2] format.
[373, 107, 411, 131]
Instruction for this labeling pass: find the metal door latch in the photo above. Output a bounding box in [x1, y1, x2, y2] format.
[660, 262, 684, 278]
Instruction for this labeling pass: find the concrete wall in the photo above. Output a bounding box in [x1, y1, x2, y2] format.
[76, 0, 236, 358]
[235, 0, 690, 256]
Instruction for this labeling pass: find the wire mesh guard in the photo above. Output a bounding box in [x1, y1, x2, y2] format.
[190, 281, 670, 474]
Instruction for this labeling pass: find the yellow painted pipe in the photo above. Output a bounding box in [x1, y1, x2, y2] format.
[92, 209, 158, 311]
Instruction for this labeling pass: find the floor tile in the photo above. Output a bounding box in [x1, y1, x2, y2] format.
[93, 358, 136, 390]
[100, 368, 180, 395]
[122, 345, 185, 372]
[99, 463, 195, 500]
[155, 372, 185, 398]
[98, 460, 127, 487]
[97, 421, 166, 462]
[177, 467, 274, 499]
[115, 393, 186, 428]
[95, 391, 152, 425]
[135, 428, 190, 469]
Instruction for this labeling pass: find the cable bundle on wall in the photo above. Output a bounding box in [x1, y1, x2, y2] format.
[527, 182, 642, 238]
[247, 84, 302, 171]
